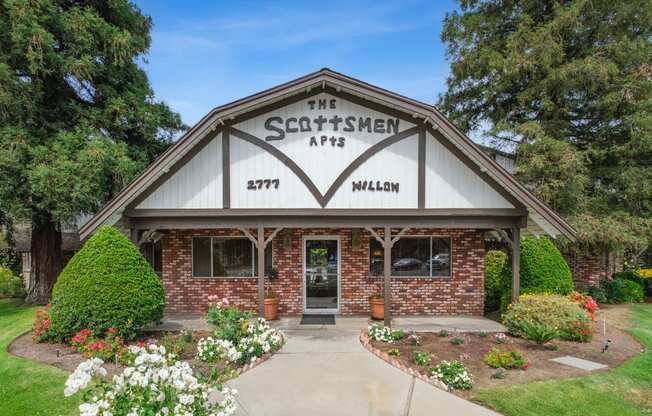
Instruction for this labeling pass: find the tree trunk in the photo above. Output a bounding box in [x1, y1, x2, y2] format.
[25, 213, 62, 304]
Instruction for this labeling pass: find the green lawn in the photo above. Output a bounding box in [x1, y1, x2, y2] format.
[0, 299, 79, 416]
[473, 303, 652, 416]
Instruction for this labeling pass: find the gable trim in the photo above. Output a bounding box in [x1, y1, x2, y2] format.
[80, 68, 576, 241]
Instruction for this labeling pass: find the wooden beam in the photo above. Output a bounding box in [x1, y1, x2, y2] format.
[130, 229, 139, 245]
[365, 227, 384, 245]
[384, 226, 392, 327]
[511, 227, 521, 304]
[257, 226, 265, 317]
[222, 126, 231, 209]
[417, 126, 426, 209]
[390, 227, 410, 246]
[264, 227, 283, 247]
[238, 228, 258, 246]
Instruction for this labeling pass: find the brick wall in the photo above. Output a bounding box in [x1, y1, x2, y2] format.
[161, 228, 485, 316]
[565, 252, 609, 289]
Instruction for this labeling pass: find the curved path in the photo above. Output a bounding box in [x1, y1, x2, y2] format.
[228, 321, 500, 416]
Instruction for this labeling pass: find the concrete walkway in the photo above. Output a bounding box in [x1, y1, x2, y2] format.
[228, 317, 501, 416]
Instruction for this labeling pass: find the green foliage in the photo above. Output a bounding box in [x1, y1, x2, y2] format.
[501, 237, 574, 312]
[388, 348, 401, 357]
[0, 0, 185, 302]
[585, 285, 608, 304]
[438, 329, 450, 337]
[207, 305, 253, 344]
[450, 336, 465, 345]
[391, 329, 406, 341]
[0, 266, 24, 298]
[519, 321, 559, 345]
[485, 250, 508, 312]
[520, 237, 574, 295]
[601, 278, 645, 304]
[412, 351, 432, 366]
[474, 304, 652, 416]
[159, 332, 191, 358]
[440, 0, 652, 256]
[0, 247, 21, 275]
[48, 226, 165, 340]
[502, 294, 592, 342]
[429, 360, 473, 390]
[484, 348, 527, 369]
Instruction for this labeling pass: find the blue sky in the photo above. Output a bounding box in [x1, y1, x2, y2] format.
[134, 0, 459, 127]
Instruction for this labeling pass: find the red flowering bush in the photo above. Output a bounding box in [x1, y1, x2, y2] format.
[561, 320, 593, 342]
[70, 327, 129, 363]
[569, 291, 598, 321]
[32, 305, 53, 342]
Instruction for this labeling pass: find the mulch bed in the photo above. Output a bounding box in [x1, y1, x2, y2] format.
[8, 329, 278, 378]
[366, 306, 644, 398]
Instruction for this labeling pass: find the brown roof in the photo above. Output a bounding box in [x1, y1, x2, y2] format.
[79, 68, 576, 241]
[12, 223, 81, 253]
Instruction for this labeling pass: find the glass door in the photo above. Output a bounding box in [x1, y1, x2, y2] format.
[304, 238, 339, 312]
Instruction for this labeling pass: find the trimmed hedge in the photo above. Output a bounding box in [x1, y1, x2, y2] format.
[500, 236, 574, 311]
[484, 250, 508, 312]
[0, 266, 24, 298]
[49, 226, 165, 340]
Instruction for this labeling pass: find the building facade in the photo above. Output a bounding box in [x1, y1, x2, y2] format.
[81, 69, 575, 323]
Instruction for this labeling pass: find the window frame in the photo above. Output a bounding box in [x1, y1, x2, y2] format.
[191, 236, 273, 279]
[368, 235, 453, 279]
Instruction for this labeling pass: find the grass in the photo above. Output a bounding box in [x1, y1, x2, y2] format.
[0, 299, 79, 416]
[473, 303, 652, 416]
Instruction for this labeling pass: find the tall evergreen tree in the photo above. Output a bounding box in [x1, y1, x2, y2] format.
[0, 0, 185, 303]
[440, 0, 652, 259]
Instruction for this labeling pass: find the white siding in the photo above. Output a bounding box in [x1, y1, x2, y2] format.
[230, 136, 320, 208]
[425, 132, 513, 209]
[234, 92, 415, 194]
[327, 135, 418, 208]
[137, 134, 223, 209]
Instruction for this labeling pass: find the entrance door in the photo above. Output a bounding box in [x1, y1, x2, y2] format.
[304, 238, 340, 313]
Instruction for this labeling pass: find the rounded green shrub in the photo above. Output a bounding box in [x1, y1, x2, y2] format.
[484, 250, 508, 312]
[49, 226, 165, 340]
[520, 236, 574, 294]
[601, 278, 644, 304]
[500, 236, 574, 311]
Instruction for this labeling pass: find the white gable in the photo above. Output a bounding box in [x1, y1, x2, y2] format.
[425, 131, 513, 209]
[135, 97, 513, 211]
[137, 134, 223, 209]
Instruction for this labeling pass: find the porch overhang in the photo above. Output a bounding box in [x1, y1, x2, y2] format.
[124, 208, 528, 230]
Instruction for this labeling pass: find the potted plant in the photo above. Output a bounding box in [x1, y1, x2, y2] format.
[369, 293, 384, 320]
[264, 269, 279, 321]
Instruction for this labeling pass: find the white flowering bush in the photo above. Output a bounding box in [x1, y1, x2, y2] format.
[367, 324, 393, 342]
[196, 337, 241, 364]
[204, 300, 284, 367]
[64, 343, 237, 416]
[237, 318, 284, 365]
[429, 360, 473, 390]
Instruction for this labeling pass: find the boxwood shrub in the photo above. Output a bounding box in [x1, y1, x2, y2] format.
[485, 250, 507, 313]
[500, 236, 574, 311]
[48, 226, 165, 340]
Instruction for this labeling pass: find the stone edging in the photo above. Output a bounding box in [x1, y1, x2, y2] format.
[359, 330, 449, 391]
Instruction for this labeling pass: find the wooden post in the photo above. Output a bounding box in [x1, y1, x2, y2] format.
[384, 226, 392, 327]
[257, 226, 265, 317]
[511, 227, 520, 304]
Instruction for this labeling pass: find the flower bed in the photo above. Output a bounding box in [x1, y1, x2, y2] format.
[361, 307, 642, 398]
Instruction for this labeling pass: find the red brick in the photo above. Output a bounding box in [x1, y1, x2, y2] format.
[161, 228, 485, 316]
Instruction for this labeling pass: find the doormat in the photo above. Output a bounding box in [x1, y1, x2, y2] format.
[300, 314, 335, 325]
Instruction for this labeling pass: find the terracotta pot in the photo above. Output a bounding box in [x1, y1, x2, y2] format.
[264, 297, 279, 321]
[369, 297, 384, 320]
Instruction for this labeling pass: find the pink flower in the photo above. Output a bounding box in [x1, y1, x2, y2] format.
[208, 295, 219, 302]
[222, 297, 230, 306]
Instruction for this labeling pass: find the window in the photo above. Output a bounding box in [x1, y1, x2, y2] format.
[192, 237, 273, 278]
[369, 236, 451, 277]
[141, 240, 162, 276]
